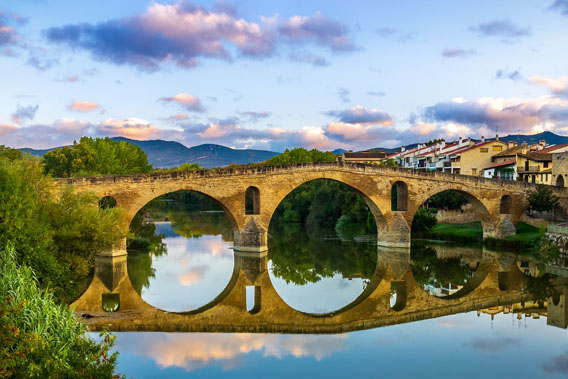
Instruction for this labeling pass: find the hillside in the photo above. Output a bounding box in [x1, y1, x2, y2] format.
[20, 137, 280, 169]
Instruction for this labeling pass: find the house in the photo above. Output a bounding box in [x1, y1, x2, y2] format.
[448, 137, 508, 176]
[483, 158, 516, 180]
[337, 151, 387, 164]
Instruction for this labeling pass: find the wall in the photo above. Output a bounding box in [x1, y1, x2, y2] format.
[458, 141, 508, 176]
[436, 204, 481, 224]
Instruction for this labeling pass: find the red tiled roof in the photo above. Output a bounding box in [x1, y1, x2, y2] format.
[483, 158, 516, 170]
[539, 144, 568, 153]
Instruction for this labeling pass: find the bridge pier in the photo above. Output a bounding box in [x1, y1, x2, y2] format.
[377, 212, 411, 248]
[97, 238, 128, 257]
[233, 218, 268, 253]
[490, 214, 516, 239]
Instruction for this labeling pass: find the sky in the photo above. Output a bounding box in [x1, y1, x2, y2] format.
[1, 0, 568, 151]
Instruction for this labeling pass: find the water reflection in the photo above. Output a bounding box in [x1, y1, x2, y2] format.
[74, 197, 568, 378]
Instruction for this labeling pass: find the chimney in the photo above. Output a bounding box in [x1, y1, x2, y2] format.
[348, 150, 353, 153]
[521, 142, 528, 155]
[481, 136, 485, 142]
[496, 134, 499, 141]
[401, 146, 406, 152]
[459, 136, 463, 147]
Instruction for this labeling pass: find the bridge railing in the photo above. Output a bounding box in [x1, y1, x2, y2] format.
[55, 161, 568, 193]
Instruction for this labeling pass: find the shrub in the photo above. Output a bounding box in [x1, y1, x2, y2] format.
[412, 208, 437, 233]
[0, 247, 122, 378]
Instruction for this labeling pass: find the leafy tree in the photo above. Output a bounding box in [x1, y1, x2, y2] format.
[42, 137, 152, 177]
[265, 148, 336, 166]
[0, 145, 23, 161]
[0, 157, 128, 301]
[424, 138, 445, 146]
[411, 208, 437, 233]
[528, 184, 559, 212]
[379, 158, 398, 167]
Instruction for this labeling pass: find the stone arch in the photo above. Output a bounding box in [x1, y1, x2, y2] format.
[411, 188, 495, 238]
[557, 175, 565, 188]
[390, 281, 407, 311]
[245, 186, 260, 215]
[391, 181, 408, 211]
[266, 177, 385, 235]
[499, 195, 512, 214]
[99, 195, 117, 210]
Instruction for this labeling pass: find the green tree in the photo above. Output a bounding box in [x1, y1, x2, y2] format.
[411, 208, 437, 233]
[528, 184, 559, 212]
[0, 145, 23, 161]
[0, 157, 128, 301]
[265, 148, 336, 166]
[379, 158, 398, 167]
[42, 137, 152, 177]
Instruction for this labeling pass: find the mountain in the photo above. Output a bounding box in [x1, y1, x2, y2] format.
[497, 131, 568, 145]
[20, 137, 280, 169]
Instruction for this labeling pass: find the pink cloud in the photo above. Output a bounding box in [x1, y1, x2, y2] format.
[95, 118, 174, 140]
[68, 100, 101, 112]
[160, 93, 205, 112]
[529, 75, 568, 97]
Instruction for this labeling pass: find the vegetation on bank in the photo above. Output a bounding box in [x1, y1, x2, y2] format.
[0, 153, 127, 376]
[0, 248, 121, 378]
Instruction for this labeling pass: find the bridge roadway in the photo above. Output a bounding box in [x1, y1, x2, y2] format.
[72, 248, 568, 333]
[57, 162, 568, 253]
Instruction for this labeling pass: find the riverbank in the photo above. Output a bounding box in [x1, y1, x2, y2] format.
[414, 221, 543, 251]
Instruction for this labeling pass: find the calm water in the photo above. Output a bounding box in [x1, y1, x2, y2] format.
[85, 209, 568, 378]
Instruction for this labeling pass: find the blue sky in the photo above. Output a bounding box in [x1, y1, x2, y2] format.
[1, 0, 568, 151]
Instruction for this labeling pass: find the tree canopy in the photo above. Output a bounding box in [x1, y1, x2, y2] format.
[528, 184, 559, 212]
[264, 148, 336, 165]
[42, 137, 152, 177]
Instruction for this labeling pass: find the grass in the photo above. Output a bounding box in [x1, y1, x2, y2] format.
[414, 221, 543, 251]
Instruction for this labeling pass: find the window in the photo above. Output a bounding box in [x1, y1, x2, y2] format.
[544, 161, 549, 168]
[480, 148, 488, 153]
[472, 168, 477, 175]
[492, 145, 503, 151]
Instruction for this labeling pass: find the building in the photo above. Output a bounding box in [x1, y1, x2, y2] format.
[483, 158, 516, 180]
[552, 151, 568, 187]
[337, 151, 387, 164]
[448, 138, 508, 176]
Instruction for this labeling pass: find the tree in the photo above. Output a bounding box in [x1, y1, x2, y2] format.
[42, 137, 152, 177]
[0, 146, 23, 161]
[412, 208, 437, 233]
[264, 148, 336, 166]
[528, 184, 559, 212]
[379, 158, 398, 167]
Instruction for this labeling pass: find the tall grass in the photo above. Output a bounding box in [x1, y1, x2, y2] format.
[0, 246, 121, 378]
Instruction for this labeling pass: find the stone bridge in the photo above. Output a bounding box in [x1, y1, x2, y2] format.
[57, 162, 568, 253]
[72, 248, 568, 333]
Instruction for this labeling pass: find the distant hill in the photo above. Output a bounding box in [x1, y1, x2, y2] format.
[20, 137, 280, 169]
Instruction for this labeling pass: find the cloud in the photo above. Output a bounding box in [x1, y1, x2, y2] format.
[375, 27, 413, 42]
[496, 68, 521, 81]
[367, 91, 386, 97]
[423, 96, 568, 134]
[326, 105, 393, 125]
[0, 10, 24, 53]
[238, 111, 271, 122]
[469, 19, 531, 40]
[160, 93, 205, 112]
[463, 337, 521, 353]
[0, 118, 89, 148]
[278, 11, 356, 52]
[95, 118, 177, 140]
[288, 51, 329, 67]
[11, 104, 38, 124]
[44, 2, 356, 71]
[441, 48, 478, 58]
[529, 75, 568, 97]
[166, 113, 189, 123]
[178, 267, 206, 286]
[58, 74, 80, 83]
[337, 88, 350, 103]
[68, 100, 101, 112]
[26, 56, 58, 71]
[550, 0, 568, 16]
[542, 353, 568, 375]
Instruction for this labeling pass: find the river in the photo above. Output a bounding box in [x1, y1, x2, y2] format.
[81, 205, 568, 378]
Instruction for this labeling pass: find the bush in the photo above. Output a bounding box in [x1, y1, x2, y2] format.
[0, 247, 122, 378]
[528, 184, 559, 212]
[412, 208, 437, 233]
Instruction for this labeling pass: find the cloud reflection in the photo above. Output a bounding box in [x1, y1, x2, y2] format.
[117, 333, 347, 372]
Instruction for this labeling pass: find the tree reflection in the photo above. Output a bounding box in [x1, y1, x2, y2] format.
[268, 223, 377, 285]
[410, 244, 474, 294]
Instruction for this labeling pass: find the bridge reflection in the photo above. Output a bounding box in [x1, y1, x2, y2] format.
[72, 246, 568, 332]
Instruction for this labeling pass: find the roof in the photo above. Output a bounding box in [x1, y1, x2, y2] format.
[451, 139, 507, 156]
[483, 158, 516, 170]
[343, 152, 387, 159]
[539, 144, 568, 153]
[521, 153, 552, 162]
[493, 145, 524, 158]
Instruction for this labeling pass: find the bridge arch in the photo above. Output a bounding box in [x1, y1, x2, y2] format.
[266, 177, 386, 237]
[499, 195, 512, 214]
[99, 195, 117, 210]
[411, 188, 495, 238]
[245, 186, 260, 215]
[391, 181, 408, 212]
